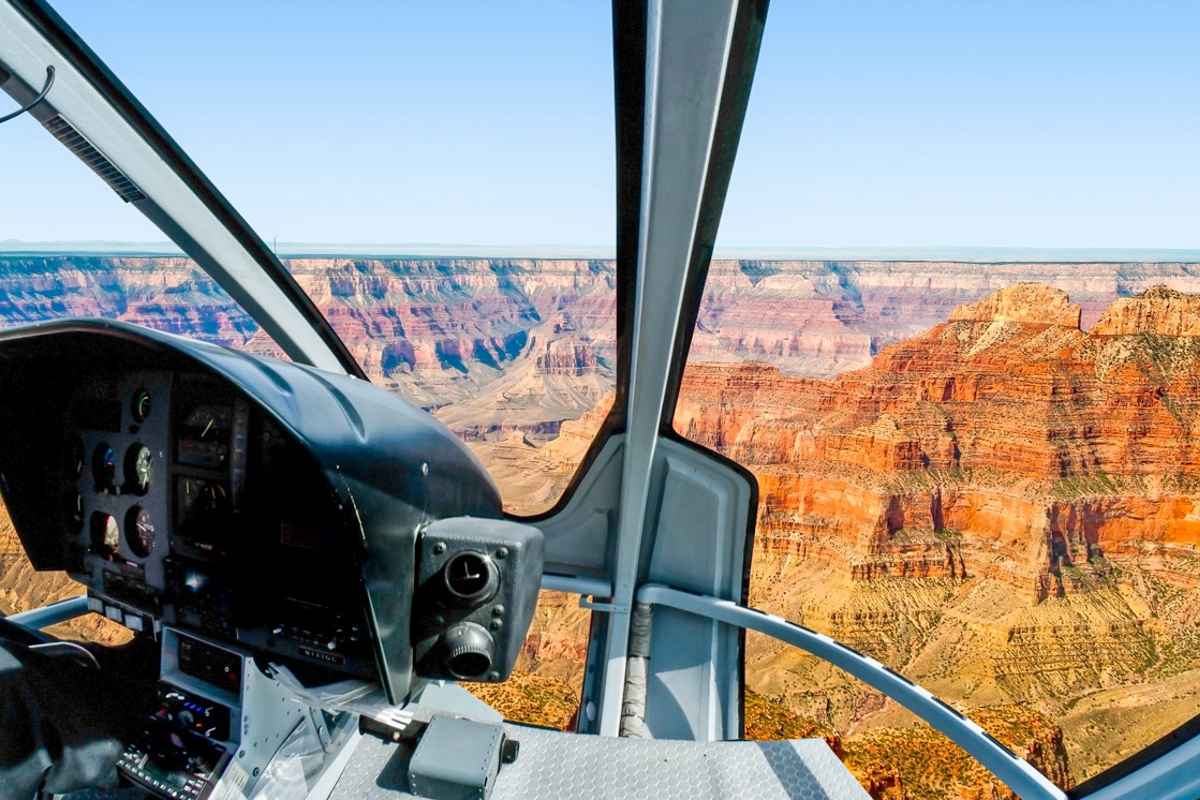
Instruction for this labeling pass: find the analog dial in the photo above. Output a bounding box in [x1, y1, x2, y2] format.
[91, 512, 120, 558]
[92, 444, 116, 493]
[125, 444, 153, 495]
[126, 506, 155, 558]
[131, 388, 152, 423]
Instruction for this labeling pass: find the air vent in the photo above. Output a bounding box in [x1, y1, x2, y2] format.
[42, 114, 145, 203]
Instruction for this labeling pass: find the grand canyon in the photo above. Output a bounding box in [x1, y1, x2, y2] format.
[3, 253, 1200, 798]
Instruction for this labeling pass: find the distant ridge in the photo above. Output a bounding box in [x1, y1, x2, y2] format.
[3, 241, 1200, 263]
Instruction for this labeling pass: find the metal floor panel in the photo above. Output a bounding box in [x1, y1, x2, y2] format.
[330, 724, 870, 800]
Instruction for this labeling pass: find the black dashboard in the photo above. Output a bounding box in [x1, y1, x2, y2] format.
[0, 320, 542, 708]
[66, 369, 375, 680]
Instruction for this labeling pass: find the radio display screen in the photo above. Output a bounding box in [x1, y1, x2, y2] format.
[118, 718, 227, 800]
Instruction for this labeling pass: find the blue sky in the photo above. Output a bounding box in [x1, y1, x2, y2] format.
[2, 1, 1198, 250]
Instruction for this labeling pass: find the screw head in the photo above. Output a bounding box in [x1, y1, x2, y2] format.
[432, 542, 446, 555]
[495, 547, 509, 560]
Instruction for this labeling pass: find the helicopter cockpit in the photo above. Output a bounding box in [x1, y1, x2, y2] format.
[2, 2, 1199, 800]
[0, 320, 545, 798]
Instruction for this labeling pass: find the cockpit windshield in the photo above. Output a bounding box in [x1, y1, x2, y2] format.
[0, 104, 285, 356]
[5, 2, 1200, 799]
[3, 2, 618, 517]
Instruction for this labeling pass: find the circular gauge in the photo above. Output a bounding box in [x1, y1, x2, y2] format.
[124, 443, 153, 495]
[443, 551, 499, 605]
[131, 389, 152, 423]
[198, 482, 229, 519]
[193, 480, 228, 514]
[67, 434, 85, 478]
[125, 506, 155, 558]
[90, 512, 120, 558]
[178, 478, 230, 538]
[92, 443, 116, 493]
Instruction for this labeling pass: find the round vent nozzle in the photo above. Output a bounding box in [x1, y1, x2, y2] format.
[443, 622, 495, 679]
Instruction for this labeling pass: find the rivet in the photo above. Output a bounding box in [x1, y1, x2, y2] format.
[488, 671, 500, 681]
[432, 542, 446, 555]
[421, 462, 430, 477]
[491, 605, 505, 618]
[495, 547, 509, 560]
[489, 619, 503, 631]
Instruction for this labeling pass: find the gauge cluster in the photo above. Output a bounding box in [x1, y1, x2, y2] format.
[0, 321, 535, 704]
[65, 371, 173, 620]
[63, 370, 378, 680]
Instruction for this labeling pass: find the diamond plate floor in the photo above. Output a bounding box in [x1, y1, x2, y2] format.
[330, 724, 870, 800]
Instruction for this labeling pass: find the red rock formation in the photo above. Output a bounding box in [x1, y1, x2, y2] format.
[677, 284, 1200, 792]
[6, 256, 1200, 794]
[948, 283, 1081, 327]
[0, 256, 259, 345]
[678, 284, 1200, 593]
[690, 260, 1200, 378]
[1091, 286, 1200, 336]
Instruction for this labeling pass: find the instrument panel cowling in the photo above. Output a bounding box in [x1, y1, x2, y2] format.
[0, 319, 503, 704]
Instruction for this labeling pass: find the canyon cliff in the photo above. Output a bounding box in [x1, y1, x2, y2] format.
[6, 257, 1200, 797]
[676, 283, 1200, 792]
[7, 255, 1200, 515]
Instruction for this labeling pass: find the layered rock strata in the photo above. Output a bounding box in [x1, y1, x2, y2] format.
[675, 284, 1200, 792]
[6, 256, 1200, 796]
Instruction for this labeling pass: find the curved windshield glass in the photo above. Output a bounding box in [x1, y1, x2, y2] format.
[0, 99, 288, 646]
[676, 1, 1200, 796]
[3, 1, 613, 730]
[39, 2, 619, 519]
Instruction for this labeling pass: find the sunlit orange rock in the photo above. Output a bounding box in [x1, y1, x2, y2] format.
[677, 284, 1200, 600]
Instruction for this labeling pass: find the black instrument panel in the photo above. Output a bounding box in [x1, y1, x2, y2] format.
[0, 320, 508, 704]
[66, 370, 376, 682]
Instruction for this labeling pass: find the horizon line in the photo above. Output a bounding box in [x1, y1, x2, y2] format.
[4, 241, 1200, 263]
